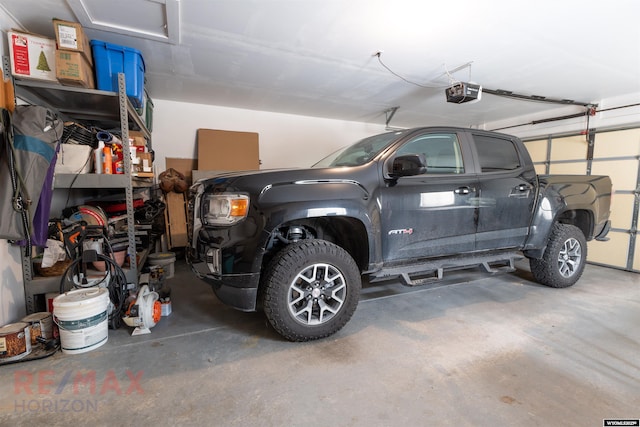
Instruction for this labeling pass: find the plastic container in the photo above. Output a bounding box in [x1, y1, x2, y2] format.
[148, 252, 176, 279]
[53, 288, 109, 354]
[112, 144, 124, 174]
[21, 312, 54, 344]
[93, 140, 104, 174]
[143, 88, 154, 132]
[0, 322, 31, 361]
[102, 146, 112, 174]
[90, 40, 145, 108]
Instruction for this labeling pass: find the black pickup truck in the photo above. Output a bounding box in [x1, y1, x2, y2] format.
[188, 127, 612, 341]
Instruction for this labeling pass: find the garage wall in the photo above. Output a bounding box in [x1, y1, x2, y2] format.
[151, 99, 387, 172]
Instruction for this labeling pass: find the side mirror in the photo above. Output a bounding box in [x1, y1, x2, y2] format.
[390, 154, 427, 177]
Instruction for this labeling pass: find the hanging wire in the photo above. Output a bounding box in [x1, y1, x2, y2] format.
[375, 52, 451, 89]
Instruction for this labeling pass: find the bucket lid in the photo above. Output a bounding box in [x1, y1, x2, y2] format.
[148, 252, 176, 262]
[22, 312, 52, 322]
[53, 288, 109, 308]
[0, 322, 28, 334]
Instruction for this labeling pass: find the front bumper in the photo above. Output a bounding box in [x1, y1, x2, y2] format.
[188, 180, 265, 312]
[190, 257, 260, 311]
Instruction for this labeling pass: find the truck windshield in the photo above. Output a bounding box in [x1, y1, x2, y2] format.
[312, 130, 407, 168]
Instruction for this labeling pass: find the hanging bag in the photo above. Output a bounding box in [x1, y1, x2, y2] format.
[0, 105, 63, 241]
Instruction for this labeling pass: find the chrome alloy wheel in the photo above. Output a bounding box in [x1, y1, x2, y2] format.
[287, 263, 346, 325]
[557, 237, 582, 278]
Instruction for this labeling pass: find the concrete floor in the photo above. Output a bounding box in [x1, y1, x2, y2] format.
[1, 259, 639, 426]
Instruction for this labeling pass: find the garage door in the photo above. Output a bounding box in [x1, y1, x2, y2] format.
[525, 127, 640, 271]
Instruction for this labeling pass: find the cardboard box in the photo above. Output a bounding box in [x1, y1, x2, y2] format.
[197, 129, 260, 171]
[8, 31, 57, 82]
[52, 19, 93, 64]
[164, 192, 188, 248]
[55, 50, 95, 88]
[129, 130, 147, 147]
[134, 152, 153, 176]
[166, 158, 198, 185]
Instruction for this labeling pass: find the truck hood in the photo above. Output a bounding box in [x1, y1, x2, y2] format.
[194, 165, 377, 203]
[196, 165, 374, 187]
[195, 168, 299, 183]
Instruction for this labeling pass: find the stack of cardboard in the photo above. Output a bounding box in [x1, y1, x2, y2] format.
[129, 130, 154, 177]
[7, 20, 95, 89]
[52, 19, 95, 89]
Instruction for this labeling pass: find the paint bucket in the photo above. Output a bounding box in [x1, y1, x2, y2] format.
[148, 252, 176, 279]
[53, 288, 110, 355]
[21, 312, 54, 345]
[0, 322, 31, 362]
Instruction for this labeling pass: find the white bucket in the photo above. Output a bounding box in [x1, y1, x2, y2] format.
[148, 252, 176, 279]
[53, 288, 110, 355]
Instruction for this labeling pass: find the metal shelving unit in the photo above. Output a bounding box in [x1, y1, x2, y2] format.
[14, 74, 153, 313]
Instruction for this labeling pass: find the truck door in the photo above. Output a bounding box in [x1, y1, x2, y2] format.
[471, 132, 537, 250]
[379, 131, 478, 262]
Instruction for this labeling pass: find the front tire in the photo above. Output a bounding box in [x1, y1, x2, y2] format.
[529, 223, 587, 288]
[262, 240, 361, 342]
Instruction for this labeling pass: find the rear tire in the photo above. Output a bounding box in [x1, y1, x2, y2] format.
[529, 223, 587, 288]
[262, 240, 361, 342]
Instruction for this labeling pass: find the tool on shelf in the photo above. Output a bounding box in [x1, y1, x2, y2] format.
[59, 222, 128, 329]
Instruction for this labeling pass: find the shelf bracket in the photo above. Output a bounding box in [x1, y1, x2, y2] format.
[2, 56, 11, 80]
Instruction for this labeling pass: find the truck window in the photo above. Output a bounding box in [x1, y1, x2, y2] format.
[313, 130, 407, 168]
[395, 133, 463, 174]
[474, 135, 521, 172]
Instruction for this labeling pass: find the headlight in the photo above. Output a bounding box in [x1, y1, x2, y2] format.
[202, 193, 249, 225]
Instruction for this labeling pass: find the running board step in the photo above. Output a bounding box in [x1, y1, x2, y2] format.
[481, 257, 517, 274]
[370, 251, 523, 287]
[400, 269, 443, 287]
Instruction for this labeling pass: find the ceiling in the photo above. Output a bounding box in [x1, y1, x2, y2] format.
[2, 0, 640, 129]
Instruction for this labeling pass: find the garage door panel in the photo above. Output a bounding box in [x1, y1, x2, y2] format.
[588, 231, 629, 269]
[533, 163, 546, 174]
[529, 127, 639, 271]
[550, 135, 588, 161]
[609, 193, 634, 229]
[549, 162, 586, 175]
[525, 139, 548, 163]
[590, 159, 638, 191]
[594, 129, 640, 157]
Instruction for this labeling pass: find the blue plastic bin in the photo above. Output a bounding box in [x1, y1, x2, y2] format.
[90, 40, 145, 108]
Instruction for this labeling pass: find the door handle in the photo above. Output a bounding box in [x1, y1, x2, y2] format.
[454, 187, 470, 195]
[515, 184, 531, 192]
